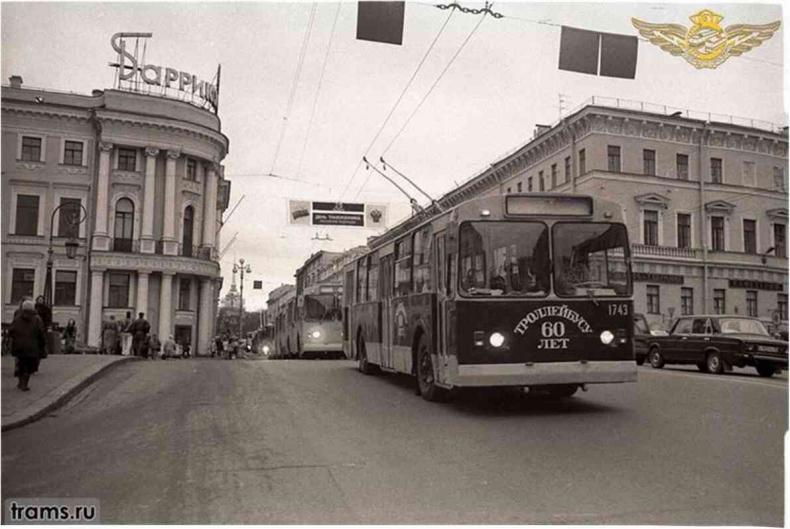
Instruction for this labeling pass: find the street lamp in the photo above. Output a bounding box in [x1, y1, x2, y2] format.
[232, 258, 252, 339]
[44, 203, 88, 308]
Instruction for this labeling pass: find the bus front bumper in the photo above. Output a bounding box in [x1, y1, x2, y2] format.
[302, 342, 343, 352]
[450, 360, 637, 387]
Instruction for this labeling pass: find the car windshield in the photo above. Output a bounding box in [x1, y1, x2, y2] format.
[719, 318, 769, 336]
[304, 294, 341, 321]
[459, 221, 549, 297]
[552, 222, 631, 297]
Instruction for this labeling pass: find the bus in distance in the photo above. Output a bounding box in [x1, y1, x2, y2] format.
[295, 282, 344, 359]
[343, 193, 636, 401]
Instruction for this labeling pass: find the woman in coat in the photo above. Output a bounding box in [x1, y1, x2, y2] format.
[9, 298, 46, 391]
[102, 315, 119, 355]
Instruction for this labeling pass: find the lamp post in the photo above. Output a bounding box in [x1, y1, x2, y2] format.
[44, 203, 88, 308]
[232, 258, 251, 339]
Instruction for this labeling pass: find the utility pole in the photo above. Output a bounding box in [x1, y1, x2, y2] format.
[233, 258, 251, 339]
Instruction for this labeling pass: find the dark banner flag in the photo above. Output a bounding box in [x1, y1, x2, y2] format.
[559, 26, 638, 79]
[357, 1, 405, 45]
[253, 280, 263, 290]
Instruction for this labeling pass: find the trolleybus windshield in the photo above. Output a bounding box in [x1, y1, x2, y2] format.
[459, 221, 550, 297]
[552, 222, 631, 297]
[304, 294, 342, 321]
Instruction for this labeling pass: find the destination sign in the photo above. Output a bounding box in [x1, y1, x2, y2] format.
[313, 213, 364, 227]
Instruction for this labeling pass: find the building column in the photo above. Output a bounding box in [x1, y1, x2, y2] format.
[87, 269, 105, 347]
[162, 150, 180, 255]
[140, 148, 159, 254]
[197, 278, 214, 356]
[92, 142, 113, 251]
[137, 270, 150, 317]
[159, 271, 174, 340]
[202, 163, 218, 254]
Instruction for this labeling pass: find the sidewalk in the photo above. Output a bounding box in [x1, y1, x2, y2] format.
[2, 354, 139, 432]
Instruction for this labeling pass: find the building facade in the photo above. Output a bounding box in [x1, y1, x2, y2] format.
[436, 98, 788, 329]
[2, 76, 231, 354]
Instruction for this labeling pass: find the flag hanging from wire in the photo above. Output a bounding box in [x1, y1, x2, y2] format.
[559, 26, 638, 79]
[357, 1, 405, 45]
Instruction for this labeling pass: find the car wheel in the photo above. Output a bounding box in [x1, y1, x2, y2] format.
[416, 334, 444, 402]
[648, 348, 665, 369]
[696, 362, 708, 373]
[706, 351, 724, 374]
[357, 337, 378, 375]
[756, 362, 777, 378]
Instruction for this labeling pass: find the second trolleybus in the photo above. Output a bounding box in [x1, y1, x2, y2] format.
[342, 193, 637, 401]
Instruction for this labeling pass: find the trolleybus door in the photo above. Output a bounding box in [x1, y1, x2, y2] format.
[379, 254, 394, 369]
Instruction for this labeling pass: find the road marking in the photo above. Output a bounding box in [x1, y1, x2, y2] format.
[639, 366, 788, 390]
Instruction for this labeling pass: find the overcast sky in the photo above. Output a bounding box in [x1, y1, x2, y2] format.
[2, 1, 785, 310]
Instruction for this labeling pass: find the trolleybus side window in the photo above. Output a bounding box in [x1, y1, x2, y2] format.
[413, 225, 433, 293]
[357, 257, 368, 302]
[379, 254, 394, 299]
[459, 221, 549, 297]
[367, 253, 379, 302]
[395, 237, 413, 297]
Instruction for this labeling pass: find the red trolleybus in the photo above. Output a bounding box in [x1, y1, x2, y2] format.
[343, 193, 636, 401]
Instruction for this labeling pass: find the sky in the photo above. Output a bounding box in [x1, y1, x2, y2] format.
[1, 1, 785, 310]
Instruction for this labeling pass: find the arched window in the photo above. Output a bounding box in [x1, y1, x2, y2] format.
[113, 198, 134, 252]
[182, 205, 194, 257]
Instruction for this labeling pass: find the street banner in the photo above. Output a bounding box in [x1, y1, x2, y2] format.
[288, 200, 388, 228]
[357, 1, 405, 46]
[253, 280, 263, 289]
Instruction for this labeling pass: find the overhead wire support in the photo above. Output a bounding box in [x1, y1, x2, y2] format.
[379, 157, 444, 212]
[435, 1, 503, 18]
[363, 157, 426, 216]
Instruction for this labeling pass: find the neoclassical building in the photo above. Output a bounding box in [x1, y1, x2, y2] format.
[1, 75, 230, 354]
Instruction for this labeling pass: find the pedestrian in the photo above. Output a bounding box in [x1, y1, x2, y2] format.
[120, 311, 133, 356]
[148, 333, 161, 360]
[9, 298, 46, 391]
[183, 342, 191, 358]
[213, 336, 224, 359]
[129, 312, 151, 358]
[102, 315, 119, 355]
[34, 295, 52, 329]
[163, 335, 176, 359]
[63, 319, 77, 354]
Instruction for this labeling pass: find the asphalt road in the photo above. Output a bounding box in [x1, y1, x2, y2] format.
[2, 358, 786, 524]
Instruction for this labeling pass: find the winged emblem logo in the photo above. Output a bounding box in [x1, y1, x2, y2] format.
[632, 9, 780, 69]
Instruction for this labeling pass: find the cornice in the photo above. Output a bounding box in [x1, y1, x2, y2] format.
[91, 252, 220, 277]
[1, 104, 90, 123]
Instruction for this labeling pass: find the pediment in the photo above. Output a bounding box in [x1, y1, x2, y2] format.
[634, 193, 670, 209]
[704, 200, 736, 213]
[766, 207, 788, 221]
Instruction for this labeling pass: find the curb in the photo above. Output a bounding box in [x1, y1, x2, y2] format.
[1, 356, 142, 433]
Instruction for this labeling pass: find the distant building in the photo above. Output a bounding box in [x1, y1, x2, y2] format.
[1, 76, 231, 353]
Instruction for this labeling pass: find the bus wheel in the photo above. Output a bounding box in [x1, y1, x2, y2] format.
[358, 338, 378, 375]
[416, 334, 444, 402]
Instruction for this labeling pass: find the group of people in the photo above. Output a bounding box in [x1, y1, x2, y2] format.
[7, 296, 52, 391]
[212, 334, 248, 359]
[100, 312, 187, 359]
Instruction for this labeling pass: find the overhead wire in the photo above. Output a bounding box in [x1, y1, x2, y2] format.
[269, 2, 318, 176]
[337, 7, 457, 202]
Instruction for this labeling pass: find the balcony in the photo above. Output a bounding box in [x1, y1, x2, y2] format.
[631, 243, 699, 259]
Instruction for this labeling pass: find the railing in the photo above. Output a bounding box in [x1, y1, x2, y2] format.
[631, 243, 699, 258]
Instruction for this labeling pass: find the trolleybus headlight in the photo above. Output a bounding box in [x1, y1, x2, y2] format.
[600, 330, 614, 345]
[311, 330, 321, 339]
[263, 345, 270, 354]
[489, 332, 506, 348]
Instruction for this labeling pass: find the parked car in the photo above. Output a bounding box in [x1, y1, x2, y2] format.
[646, 315, 788, 377]
[633, 313, 667, 365]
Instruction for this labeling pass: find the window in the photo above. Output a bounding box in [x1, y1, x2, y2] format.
[710, 158, 722, 184]
[551, 163, 558, 188]
[742, 161, 756, 187]
[564, 156, 571, 183]
[15, 194, 39, 235]
[774, 166, 785, 191]
[54, 270, 77, 306]
[677, 213, 691, 249]
[57, 198, 82, 238]
[674, 318, 693, 334]
[643, 210, 659, 246]
[117, 148, 137, 171]
[394, 238, 412, 297]
[356, 257, 368, 302]
[710, 216, 725, 251]
[681, 287, 694, 316]
[113, 198, 135, 252]
[108, 272, 131, 308]
[646, 285, 660, 314]
[11, 269, 35, 303]
[643, 149, 656, 176]
[516, 182, 522, 193]
[182, 206, 194, 257]
[21, 136, 42, 162]
[579, 149, 586, 175]
[179, 278, 191, 310]
[538, 171, 545, 191]
[743, 219, 756, 254]
[367, 253, 379, 301]
[676, 154, 689, 180]
[746, 290, 758, 317]
[527, 177, 533, 192]
[64, 141, 83, 166]
[774, 223, 786, 257]
[413, 226, 432, 293]
[607, 145, 621, 173]
[186, 159, 197, 181]
[713, 289, 726, 314]
[778, 294, 788, 321]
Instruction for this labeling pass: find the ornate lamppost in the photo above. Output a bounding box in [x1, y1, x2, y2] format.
[233, 258, 251, 338]
[44, 203, 88, 308]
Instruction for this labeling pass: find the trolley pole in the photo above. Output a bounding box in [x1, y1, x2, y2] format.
[233, 258, 251, 339]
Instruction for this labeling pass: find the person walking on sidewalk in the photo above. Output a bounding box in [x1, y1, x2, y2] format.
[102, 315, 119, 355]
[148, 333, 161, 359]
[129, 312, 151, 358]
[9, 298, 46, 391]
[163, 335, 176, 359]
[120, 311, 133, 356]
[63, 319, 77, 354]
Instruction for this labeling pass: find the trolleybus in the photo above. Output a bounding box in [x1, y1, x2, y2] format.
[294, 282, 344, 358]
[343, 193, 636, 401]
